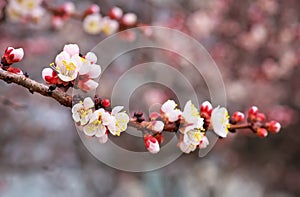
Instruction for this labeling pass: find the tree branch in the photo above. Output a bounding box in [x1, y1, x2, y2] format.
[0, 68, 259, 134]
[0, 69, 72, 107]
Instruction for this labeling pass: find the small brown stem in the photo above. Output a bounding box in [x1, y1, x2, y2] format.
[229, 123, 251, 130]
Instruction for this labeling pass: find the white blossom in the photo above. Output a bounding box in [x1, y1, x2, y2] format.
[178, 141, 197, 154]
[83, 14, 103, 35]
[180, 100, 204, 134]
[101, 17, 119, 36]
[108, 106, 130, 136]
[211, 106, 230, 138]
[52, 44, 82, 82]
[72, 97, 94, 126]
[83, 108, 111, 137]
[161, 100, 182, 122]
[6, 0, 44, 23]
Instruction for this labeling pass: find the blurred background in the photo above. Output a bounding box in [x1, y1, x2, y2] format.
[0, 0, 299, 196]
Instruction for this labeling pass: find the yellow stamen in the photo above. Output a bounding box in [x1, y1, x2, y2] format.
[62, 60, 77, 71]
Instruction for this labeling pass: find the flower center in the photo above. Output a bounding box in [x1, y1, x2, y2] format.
[62, 60, 77, 71]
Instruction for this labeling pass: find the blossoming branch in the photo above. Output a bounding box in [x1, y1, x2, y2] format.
[0, 44, 282, 155]
[4, 0, 141, 36]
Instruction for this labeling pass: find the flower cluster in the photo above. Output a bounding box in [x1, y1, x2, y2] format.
[82, 6, 137, 35]
[0, 45, 283, 156]
[42, 44, 101, 92]
[50, 2, 75, 29]
[138, 99, 282, 154]
[6, 0, 45, 23]
[246, 106, 281, 138]
[141, 100, 231, 154]
[72, 97, 130, 143]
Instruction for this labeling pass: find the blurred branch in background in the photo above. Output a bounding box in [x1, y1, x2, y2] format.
[0, 95, 27, 110]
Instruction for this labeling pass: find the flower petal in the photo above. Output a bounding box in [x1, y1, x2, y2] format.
[87, 64, 101, 78]
[168, 109, 182, 122]
[63, 44, 79, 56]
[85, 52, 97, 64]
[111, 106, 124, 116]
[161, 100, 176, 113]
[83, 97, 94, 109]
[98, 134, 108, 144]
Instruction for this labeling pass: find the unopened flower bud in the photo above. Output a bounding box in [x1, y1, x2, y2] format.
[2, 47, 24, 65]
[7, 66, 23, 75]
[232, 111, 245, 122]
[84, 4, 100, 16]
[101, 98, 110, 108]
[200, 101, 213, 117]
[257, 128, 268, 138]
[144, 135, 160, 154]
[121, 13, 137, 26]
[109, 7, 123, 20]
[267, 120, 281, 133]
[51, 16, 64, 30]
[248, 106, 259, 121]
[61, 2, 75, 15]
[42, 68, 57, 84]
[256, 113, 266, 122]
[248, 106, 259, 116]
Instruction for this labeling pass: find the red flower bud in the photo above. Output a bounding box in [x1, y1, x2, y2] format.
[257, 128, 268, 138]
[101, 99, 110, 108]
[256, 113, 266, 122]
[7, 67, 23, 75]
[248, 106, 258, 116]
[144, 135, 160, 154]
[61, 2, 75, 15]
[109, 7, 123, 20]
[84, 4, 100, 16]
[200, 101, 213, 117]
[248, 106, 259, 121]
[2, 47, 24, 65]
[42, 68, 58, 84]
[267, 120, 281, 133]
[232, 111, 245, 122]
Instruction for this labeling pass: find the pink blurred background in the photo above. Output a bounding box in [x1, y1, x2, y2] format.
[0, 0, 299, 196]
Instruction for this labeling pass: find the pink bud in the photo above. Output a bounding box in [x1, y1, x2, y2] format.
[232, 111, 245, 122]
[200, 101, 213, 116]
[109, 7, 123, 20]
[144, 135, 160, 154]
[256, 113, 266, 122]
[121, 13, 137, 26]
[267, 120, 281, 133]
[248, 106, 259, 116]
[7, 67, 23, 75]
[3, 47, 24, 64]
[257, 128, 268, 138]
[51, 16, 64, 30]
[101, 98, 110, 108]
[84, 4, 100, 15]
[42, 68, 58, 84]
[61, 2, 75, 15]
